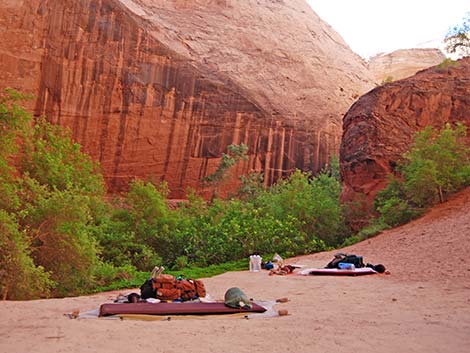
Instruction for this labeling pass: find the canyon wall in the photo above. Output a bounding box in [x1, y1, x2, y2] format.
[341, 57, 470, 214]
[368, 48, 446, 83]
[0, 0, 375, 197]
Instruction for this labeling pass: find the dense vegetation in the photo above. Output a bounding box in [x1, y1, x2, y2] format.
[347, 123, 470, 245]
[0, 90, 347, 299]
[1, 89, 469, 300]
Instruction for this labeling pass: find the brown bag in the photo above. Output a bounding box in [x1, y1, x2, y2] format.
[152, 274, 181, 301]
[193, 279, 206, 298]
[176, 279, 197, 301]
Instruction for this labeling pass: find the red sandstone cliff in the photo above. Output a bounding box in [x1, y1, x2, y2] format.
[340, 57, 470, 212]
[0, 0, 375, 197]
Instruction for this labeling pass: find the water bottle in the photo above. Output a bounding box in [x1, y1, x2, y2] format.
[254, 255, 262, 272]
[338, 262, 355, 270]
[249, 254, 262, 272]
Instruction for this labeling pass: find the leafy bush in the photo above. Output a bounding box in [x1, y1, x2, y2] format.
[401, 123, 470, 206]
[373, 123, 470, 229]
[0, 210, 54, 300]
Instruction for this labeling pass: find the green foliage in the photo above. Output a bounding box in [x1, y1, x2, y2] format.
[437, 58, 458, 70]
[401, 123, 470, 206]
[237, 172, 264, 200]
[204, 143, 248, 184]
[257, 170, 346, 246]
[0, 89, 107, 298]
[373, 123, 470, 229]
[0, 89, 32, 213]
[22, 117, 105, 195]
[0, 89, 352, 299]
[444, 12, 470, 57]
[21, 181, 99, 296]
[381, 76, 394, 85]
[0, 210, 54, 300]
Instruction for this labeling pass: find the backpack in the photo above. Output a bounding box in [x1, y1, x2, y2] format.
[176, 279, 197, 301]
[140, 279, 156, 299]
[176, 278, 207, 301]
[153, 274, 181, 301]
[140, 274, 207, 301]
[193, 279, 206, 298]
[326, 253, 364, 269]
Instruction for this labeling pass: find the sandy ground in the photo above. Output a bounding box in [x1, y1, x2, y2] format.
[1, 188, 470, 353]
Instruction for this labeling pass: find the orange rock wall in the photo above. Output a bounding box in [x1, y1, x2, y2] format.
[341, 58, 470, 211]
[0, 0, 368, 197]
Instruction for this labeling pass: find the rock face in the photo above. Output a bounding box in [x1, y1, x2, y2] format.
[0, 0, 375, 197]
[368, 48, 446, 83]
[341, 57, 470, 213]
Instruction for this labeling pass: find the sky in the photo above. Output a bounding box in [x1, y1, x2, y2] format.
[307, 0, 469, 58]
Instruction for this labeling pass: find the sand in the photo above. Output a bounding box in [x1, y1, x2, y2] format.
[1, 188, 470, 353]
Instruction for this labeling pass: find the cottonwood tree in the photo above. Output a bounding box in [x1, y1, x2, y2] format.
[445, 12, 470, 57]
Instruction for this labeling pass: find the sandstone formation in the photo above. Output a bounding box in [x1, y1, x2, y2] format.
[0, 0, 375, 197]
[368, 48, 446, 83]
[341, 57, 470, 213]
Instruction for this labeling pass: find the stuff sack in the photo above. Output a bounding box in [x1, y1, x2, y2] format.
[193, 279, 206, 298]
[153, 274, 181, 301]
[176, 278, 206, 301]
[140, 279, 156, 299]
[176, 279, 197, 301]
[224, 287, 252, 309]
[326, 253, 364, 269]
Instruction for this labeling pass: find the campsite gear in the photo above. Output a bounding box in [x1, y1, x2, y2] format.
[141, 274, 206, 301]
[367, 263, 386, 273]
[264, 261, 274, 270]
[338, 263, 355, 270]
[326, 253, 364, 269]
[249, 254, 262, 272]
[99, 302, 266, 317]
[193, 279, 207, 298]
[176, 279, 206, 301]
[152, 274, 181, 301]
[269, 264, 297, 276]
[224, 287, 252, 309]
[127, 293, 141, 303]
[273, 253, 284, 268]
[299, 267, 377, 276]
[140, 279, 156, 299]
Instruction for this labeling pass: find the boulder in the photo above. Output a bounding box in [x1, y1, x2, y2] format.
[341, 57, 470, 219]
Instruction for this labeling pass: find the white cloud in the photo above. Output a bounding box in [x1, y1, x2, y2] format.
[307, 0, 469, 58]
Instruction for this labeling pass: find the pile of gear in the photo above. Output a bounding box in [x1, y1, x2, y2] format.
[139, 266, 207, 301]
[326, 253, 386, 273]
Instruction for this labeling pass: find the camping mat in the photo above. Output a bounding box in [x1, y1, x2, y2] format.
[76, 301, 277, 320]
[298, 267, 377, 276]
[99, 301, 267, 317]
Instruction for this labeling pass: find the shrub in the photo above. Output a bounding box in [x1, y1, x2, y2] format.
[0, 210, 54, 300]
[401, 123, 470, 205]
[373, 123, 470, 229]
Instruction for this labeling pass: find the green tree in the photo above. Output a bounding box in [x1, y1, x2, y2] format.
[374, 124, 470, 229]
[0, 88, 110, 298]
[22, 116, 105, 195]
[0, 89, 32, 212]
[401, 123, 470, 206]
[203, 143, 249, 198]
[0, 210, 54, 300]
[445, 12, 470, 57]
[21, 180, 99, 296]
